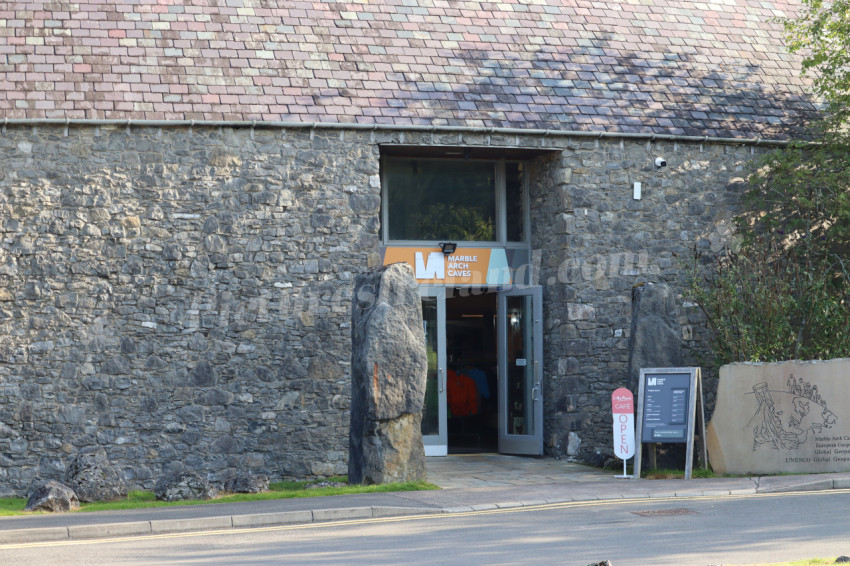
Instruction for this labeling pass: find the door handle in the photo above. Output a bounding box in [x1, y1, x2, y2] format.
[439, 368, 444, 393]
[532, 360, 541, 401]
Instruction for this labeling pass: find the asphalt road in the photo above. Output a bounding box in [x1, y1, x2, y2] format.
[4, 490, 850, 565]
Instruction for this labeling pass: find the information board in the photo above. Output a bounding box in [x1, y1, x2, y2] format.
[634, 367, 706, 480]
[640, 372, 691, 443]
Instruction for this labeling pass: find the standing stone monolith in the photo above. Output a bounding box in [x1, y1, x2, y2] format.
[349, 263, 427, 484]
[627, 283, 684, 392]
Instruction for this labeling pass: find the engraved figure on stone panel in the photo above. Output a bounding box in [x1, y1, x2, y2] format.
[749, 375, 836, 452]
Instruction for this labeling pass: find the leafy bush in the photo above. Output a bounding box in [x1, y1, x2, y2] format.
[686, 244, 850, 366]
[685, 130, 850, 366]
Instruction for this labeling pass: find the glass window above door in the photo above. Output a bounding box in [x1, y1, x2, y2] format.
[382, 157, 527, 244]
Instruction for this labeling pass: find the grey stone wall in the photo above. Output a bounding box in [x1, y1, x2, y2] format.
[0, 124, 762, 492]
[0, 124, 380, 493]
[528, 137, 759, 463]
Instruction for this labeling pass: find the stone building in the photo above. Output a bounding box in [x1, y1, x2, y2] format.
[0, 1, 817, 492]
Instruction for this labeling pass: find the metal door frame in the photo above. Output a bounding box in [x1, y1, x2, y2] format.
[420, 285, 447, 456]
[497, 285, 543, 455]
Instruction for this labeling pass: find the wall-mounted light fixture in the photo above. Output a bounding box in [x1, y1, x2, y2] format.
[439, 242, 457, 255]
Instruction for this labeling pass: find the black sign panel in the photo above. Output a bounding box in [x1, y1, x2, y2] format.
[640, 372, 691, 443]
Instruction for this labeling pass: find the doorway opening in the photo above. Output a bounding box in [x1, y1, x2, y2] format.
[445, 288, 498, 453]
[420, 284, 542, 457]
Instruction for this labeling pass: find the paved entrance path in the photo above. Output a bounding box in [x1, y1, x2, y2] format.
[426, 454, 615, 488]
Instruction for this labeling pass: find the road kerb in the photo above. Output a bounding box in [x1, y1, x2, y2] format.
[370, 506, 440, 518]
[543, 496, 577, 504]
[150, 515, 233, 534]
[311, 506, 372, 522]
[69, 521, 152, 540]
[758, 480, 834, 493]
[0, 526, 69, 544]
[231, 510, 312, 528]
[469, 503, 498, 511]
[518, 499, 548, 507]
[647, 491, 677, 498]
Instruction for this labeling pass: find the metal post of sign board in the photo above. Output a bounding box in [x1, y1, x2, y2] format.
[697, 370, 708, 469]
[634, 367, 707, 480]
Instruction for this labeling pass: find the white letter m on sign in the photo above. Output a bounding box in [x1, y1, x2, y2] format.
[415, 252, 445, 279]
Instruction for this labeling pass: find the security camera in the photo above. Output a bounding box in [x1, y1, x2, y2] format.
[655, 157, 667, 168]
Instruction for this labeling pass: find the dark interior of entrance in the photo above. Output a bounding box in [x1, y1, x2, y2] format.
[446, 288, 498, 453]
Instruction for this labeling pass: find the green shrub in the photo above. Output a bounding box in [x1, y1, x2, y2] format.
[686, 245, 850, 366]
[685, 130, 850, 366]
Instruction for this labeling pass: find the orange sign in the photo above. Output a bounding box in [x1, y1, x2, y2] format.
[383, 247, 511, 285]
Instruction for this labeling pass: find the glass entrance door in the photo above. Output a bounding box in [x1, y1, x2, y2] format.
[420, 287, 447, 456]
[498, 286, 543, 455]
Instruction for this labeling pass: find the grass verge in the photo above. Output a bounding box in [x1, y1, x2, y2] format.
[640, 467, 718, 479]
[0, 477, 438, 516]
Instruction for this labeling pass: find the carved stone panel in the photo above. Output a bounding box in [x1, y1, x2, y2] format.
[707, 359, 849, 475]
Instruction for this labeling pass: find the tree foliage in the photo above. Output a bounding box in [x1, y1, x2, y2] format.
[683, 2, 850, 366]
[781, 0, 850, 125]
[739, 131, 850, 268]
[686, 242, 850, 366]
[686, 132, 850, 366]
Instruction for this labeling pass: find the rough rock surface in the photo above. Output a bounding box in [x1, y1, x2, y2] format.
[64, 446, 128, 502]
[348, 263, 427, 485]
[154, 470, 218, 502]
[25, 480, 79, 512]
[0, 125, 377, 493]
[626, 283, 684, 392]
[223, 474, 269, 494]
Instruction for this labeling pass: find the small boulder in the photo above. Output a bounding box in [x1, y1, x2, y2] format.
[25, 480, 80, 512]
[223, 474, 269, 494]
[154, 470, 218, 502]
[64, 446, 128, 502]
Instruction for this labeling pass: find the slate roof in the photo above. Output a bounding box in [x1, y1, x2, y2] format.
[0, 0, 818, 139]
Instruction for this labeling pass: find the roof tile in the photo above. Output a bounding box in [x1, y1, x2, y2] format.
[0, 0, 817, 138]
